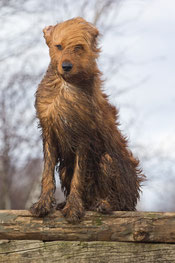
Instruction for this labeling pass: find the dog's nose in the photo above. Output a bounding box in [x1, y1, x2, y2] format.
[62, 61, 73, 72]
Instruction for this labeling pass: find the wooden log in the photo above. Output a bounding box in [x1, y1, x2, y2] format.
[0, 210, 175, 243]
[1, 240, 175, 263]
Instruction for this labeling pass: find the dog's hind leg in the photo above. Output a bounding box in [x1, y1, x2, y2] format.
[90, 153, 114, 214]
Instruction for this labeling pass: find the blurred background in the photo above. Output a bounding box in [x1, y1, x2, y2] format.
[0, 0, 175, 211]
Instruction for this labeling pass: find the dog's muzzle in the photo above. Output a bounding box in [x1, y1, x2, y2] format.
[62, 61, 73, 72]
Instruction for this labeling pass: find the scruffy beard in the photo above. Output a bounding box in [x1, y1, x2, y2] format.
[61, 70, 95, 87]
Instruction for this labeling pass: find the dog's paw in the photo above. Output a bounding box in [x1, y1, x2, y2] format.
[61, 196, 84, 223]
[92, 199, 112, 214]
[30, 195, 56, 217]
[62, 204, 84, 223]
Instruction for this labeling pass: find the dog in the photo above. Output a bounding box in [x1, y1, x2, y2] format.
[30, 17, 144, 223]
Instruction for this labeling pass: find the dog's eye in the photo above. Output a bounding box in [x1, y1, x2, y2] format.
[74, 45, 84, 52]
[56, 44, 62, 50]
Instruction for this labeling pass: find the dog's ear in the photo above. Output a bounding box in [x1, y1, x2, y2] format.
[43, 26, 54, 46]
[91, 25, 99, 38]
[90, 24, 100, 52]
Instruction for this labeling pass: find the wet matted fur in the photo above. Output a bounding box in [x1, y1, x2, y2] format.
[30, 17, 144, 223]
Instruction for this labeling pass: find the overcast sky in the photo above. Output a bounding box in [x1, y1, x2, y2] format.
[136, 0, 175, 208]
[109, 0, 175, 152]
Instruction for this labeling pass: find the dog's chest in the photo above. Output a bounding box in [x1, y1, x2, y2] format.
[36, 82, 84, 127]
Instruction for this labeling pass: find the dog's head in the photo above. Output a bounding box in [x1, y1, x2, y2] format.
[43, 17, 100, 84]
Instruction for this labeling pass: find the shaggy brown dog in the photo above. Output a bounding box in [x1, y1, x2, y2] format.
[30, 17, 144, 223]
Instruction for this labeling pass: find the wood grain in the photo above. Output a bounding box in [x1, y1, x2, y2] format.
[1, 240, 175, 263]
[0, 210, 175, 243]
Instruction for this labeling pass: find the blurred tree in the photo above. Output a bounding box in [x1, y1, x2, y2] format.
[0, 67, 42, 208]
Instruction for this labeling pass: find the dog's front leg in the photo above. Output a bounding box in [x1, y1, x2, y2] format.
[62, 154, 85, 223]
[30, 134, 58, 217]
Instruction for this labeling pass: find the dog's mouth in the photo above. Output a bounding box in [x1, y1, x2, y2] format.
[60, 71, 72, 80]
[60, 71, 95, 87]
[57, 63, 94, 85]
[61, 73, 79, 85]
